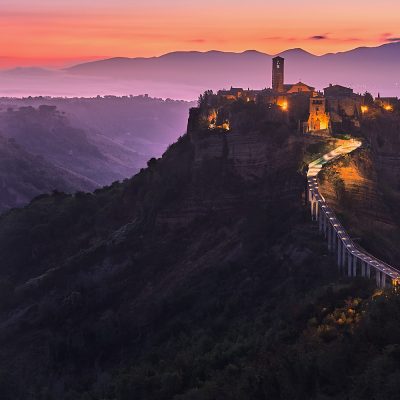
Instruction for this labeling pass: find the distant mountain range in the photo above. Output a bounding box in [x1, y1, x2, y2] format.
[0, 42, 399, 99]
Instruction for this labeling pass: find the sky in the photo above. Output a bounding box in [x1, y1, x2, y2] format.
[0, 0, 399, 68]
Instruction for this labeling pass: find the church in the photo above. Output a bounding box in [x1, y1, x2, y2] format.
[272, 56, 331, 134]
[272, 56, 315, 94]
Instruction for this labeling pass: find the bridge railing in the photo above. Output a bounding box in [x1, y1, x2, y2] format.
[308, 175, 400, 288]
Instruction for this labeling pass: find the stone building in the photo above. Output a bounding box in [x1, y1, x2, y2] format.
[284, 82, 315, 94]
[375, 94, 398, 111]
[323, 84, 362, 133]
[324, 84, 354, 98]
[214, 57, 367, 136]
[307, 96, 331, 133]
[218, 87, 245, 101]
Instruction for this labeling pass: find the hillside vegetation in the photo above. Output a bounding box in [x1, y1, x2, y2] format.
[0, 102, 399, 399]
[0, 135, 97, 212]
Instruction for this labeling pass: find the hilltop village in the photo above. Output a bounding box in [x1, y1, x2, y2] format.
[196, 56, 399, 135]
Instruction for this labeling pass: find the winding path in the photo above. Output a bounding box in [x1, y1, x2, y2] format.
[307, 138, 400, 288]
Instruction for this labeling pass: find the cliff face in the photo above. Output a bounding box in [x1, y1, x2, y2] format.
[0, 103, 309, 398]
[156, 104, 303, 227]
[318, 113, 400, 266]
[364, 114, 400, 191]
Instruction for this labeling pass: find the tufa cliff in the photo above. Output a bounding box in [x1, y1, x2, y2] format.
[318, 112, 400, 266]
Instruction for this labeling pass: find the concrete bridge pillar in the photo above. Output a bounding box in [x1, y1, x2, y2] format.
[361, 261, 366, 277]
[375, 269, 381, 288]
[305, 184, 311, 206]
[323, 213, 328, 238]
[342, 244, 347, 269]
[337, 238, 342, 270]
[327, 223, 332, 252]
[331, 228, 337, 252]
[352, 255, 357, 277]
[348, 252, 353, 277]
[311, 199, 318, 221]
[310, 199, 314, 220]
[319, 208, 323, 232]
[367, 263, 371, 279]
[381, 273, 388, 288]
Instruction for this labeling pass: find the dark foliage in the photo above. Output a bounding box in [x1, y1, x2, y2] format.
[0, 111, 398, 400]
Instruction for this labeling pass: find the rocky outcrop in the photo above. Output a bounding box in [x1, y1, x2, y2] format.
[319, 143, 400, 266]
[155, 105, 304, 227]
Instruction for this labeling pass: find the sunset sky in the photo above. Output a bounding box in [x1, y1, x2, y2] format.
[0, 0, 399, 68]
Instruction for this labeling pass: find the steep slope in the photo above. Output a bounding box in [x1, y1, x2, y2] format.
[0, 105, 145, 185]
[318, 111, 400, 266]
[0, 105, 152, 185]
[0, 103, 305, 398]
[0, 97, 194, 211]
[0, 103, 399, 399]
[0, 135, 97, 212]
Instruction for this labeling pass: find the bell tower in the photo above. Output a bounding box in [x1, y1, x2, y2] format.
[272, 56, 284, 93]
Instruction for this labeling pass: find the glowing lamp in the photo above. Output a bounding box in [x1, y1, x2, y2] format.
[222, 122, 230, 131]
[384, 105, 393, 111]
[361, 106, 368, 114]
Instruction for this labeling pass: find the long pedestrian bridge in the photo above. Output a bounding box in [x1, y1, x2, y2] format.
[307, 139, 400, 288]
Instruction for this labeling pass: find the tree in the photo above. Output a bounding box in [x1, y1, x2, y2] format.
[363, 92, 374, 106]
[198, 90, 214, 108]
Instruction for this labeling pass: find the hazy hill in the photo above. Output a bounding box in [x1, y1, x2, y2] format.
[0, 135, 97, 212]
[0, 105, 145, 186]
[9, 96, 196, 157]
[66, 42, 400, 97]
[0, 97, 194, 211]
[0, 98, 194, 211]
[0, 43, 398, 99]
[0, 101, 399, 399]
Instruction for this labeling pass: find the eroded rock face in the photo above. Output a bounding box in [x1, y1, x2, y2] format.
[364, 115, 400, 190]
[189, 104, 302, 179]
[156, 106, 304, 227]
[319, 150, 391, 225]
[318, 118, 400, 266]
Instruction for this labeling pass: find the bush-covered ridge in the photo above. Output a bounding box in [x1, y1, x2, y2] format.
[0, 105, 399, 399]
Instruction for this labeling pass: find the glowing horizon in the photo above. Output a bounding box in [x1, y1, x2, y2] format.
[0, 0, 399, 68]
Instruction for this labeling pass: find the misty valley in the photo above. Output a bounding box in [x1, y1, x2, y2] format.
[0, 96, 194, 212]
